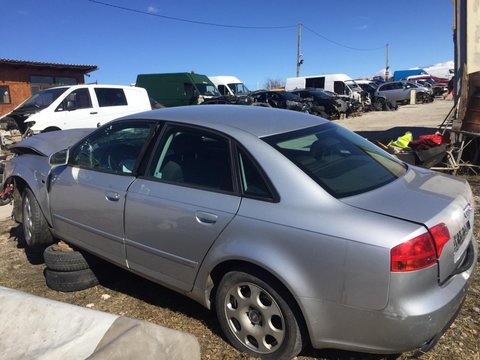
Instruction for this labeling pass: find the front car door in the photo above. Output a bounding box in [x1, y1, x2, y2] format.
[124, 125, 241, 292]
[48, 120, 156, 265]
[55, 87, 98, 129]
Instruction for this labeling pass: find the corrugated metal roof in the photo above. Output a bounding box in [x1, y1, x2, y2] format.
[0, 58, 98, 73]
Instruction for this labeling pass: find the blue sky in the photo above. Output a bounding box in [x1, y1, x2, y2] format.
[2, 0, 454, 90]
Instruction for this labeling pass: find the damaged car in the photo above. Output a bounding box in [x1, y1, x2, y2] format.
[1, 105, 477, 359]
[250, 90, 311, 113]
[289, 88, 345, 119]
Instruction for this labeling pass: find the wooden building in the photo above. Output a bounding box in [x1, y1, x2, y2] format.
[0, 59, 97, 117]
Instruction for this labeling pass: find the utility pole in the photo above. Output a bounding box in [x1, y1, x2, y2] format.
[385, 43, 390, 81]
[296, 22, 303, 77]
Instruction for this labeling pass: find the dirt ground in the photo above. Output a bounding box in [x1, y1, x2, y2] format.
[0, 176, 478, 360]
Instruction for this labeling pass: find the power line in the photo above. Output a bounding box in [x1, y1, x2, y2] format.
[87, 0, 296, 29]
[87, 1, 385, 52]
[302, 24, 385, 51]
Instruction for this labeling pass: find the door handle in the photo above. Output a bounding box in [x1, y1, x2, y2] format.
[105, 191, 120, 201]
[90, 111, 98, 115]
[195, 211, 218, 224]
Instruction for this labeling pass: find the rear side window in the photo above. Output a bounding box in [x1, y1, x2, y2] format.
[238, 150, 273, 200]
[263, 123, 406, 198]
[148, 127, 233, 192]
[95, 88, 128, 107]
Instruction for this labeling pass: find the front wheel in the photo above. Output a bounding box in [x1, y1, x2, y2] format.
[215, 270, 303, 360]
[22, 188, 53, 248]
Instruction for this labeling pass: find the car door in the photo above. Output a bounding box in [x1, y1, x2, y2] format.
[48, 120, 156, 265]
[124, 125, 241, 292]
[55, 87, 99, 129]
[93, 87, 130, 127]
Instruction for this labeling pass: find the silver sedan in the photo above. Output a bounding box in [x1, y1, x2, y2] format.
[1, 105, 477, 359]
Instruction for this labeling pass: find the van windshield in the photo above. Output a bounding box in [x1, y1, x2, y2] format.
[20, 88, 68, 110]
[263, 123, 406, 198]
[195, 83, 220, 96]
[228, 83, 250, 94]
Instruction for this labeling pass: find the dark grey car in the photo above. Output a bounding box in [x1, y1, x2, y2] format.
[1, 105, 477, 359]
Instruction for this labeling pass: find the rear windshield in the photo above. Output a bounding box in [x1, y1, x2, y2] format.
[263, 123, 407, 198]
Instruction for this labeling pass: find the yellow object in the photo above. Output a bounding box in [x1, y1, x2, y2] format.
[388, 132, 413, 149]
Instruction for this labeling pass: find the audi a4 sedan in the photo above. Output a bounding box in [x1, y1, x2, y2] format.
[1, 105, 476, 359]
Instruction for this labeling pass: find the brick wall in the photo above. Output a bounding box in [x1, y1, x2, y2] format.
[0, 64, 86, 117]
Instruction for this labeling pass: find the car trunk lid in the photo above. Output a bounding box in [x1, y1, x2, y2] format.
[341, 167, 474, 283]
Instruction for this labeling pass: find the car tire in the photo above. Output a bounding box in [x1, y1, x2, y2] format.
[22, 188, 54, 248]
[44, 268, 99, 292]
[43, 244, 91, 272]
[215, 270, 303, 360]
[373, 97, 386, 111]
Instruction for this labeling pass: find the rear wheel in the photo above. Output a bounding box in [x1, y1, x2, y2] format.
[215, 270, 303, 360]
[22, 188, 53, 248]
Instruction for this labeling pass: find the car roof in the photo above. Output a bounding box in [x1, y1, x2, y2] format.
[123, 105, 326, 138]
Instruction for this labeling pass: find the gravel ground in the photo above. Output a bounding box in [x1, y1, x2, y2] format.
[0, 100, 478, 360]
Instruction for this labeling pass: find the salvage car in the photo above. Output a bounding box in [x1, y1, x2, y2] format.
[250, 90, 310, 113]
[375, 81, 432, 105]
[1, 105, 477, 359]
[289, 89, 344, 119]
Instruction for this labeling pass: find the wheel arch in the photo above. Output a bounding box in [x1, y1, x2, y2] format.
[207, 259, 311, 347]
[10, 175, 52, 225]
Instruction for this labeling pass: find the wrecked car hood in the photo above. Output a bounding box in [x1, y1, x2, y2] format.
[10, 128, 94, 157]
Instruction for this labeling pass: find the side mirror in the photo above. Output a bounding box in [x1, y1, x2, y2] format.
[49, 149, 69, 166]
[66, 100, 76, 111]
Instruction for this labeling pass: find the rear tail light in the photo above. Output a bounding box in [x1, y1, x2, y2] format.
[391, 223, 451, 272]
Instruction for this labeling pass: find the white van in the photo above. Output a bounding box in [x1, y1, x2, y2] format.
[285, 74, 363, 101]
[3, 84, 151, 134]
[208, 76, 250, 96]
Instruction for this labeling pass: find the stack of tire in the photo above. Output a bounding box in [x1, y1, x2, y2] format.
[43, 243, 99, 292]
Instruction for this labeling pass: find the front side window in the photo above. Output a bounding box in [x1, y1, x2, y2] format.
[94, 88, 128, 107]
[69, 122, 154, 174]
[263, 123, 406, 198]
[148, 127, 233, 192]
[57, 88, 92, 111]
[0, 86, 10, 104]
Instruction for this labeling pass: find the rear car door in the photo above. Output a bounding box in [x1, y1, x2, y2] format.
[48, 121, 156, 265]
[124, 125, 241, 292]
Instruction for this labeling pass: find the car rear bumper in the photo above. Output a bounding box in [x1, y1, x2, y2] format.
[300, 238, 477, 354]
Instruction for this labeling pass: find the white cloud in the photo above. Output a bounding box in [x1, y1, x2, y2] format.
[147, 6, 159, 14]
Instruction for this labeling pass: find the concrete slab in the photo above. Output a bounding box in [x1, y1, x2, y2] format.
[0, 286, 201, 359]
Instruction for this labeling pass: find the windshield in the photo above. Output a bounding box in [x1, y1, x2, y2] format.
[263, 123, 406, 198]
[228, 83, 250, 94]
[195, 83, 220, 96]
[345, 80, 362, 92]
[20, 87, 68, 110]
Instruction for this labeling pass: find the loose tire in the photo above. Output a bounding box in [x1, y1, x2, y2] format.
[215, 270, 303, 360]
[44, 268, 99, 292]
[44, 244, 91, 272]
[22, 188, 53, 248]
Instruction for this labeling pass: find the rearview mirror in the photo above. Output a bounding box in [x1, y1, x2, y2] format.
[49, 149, 69, 166]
